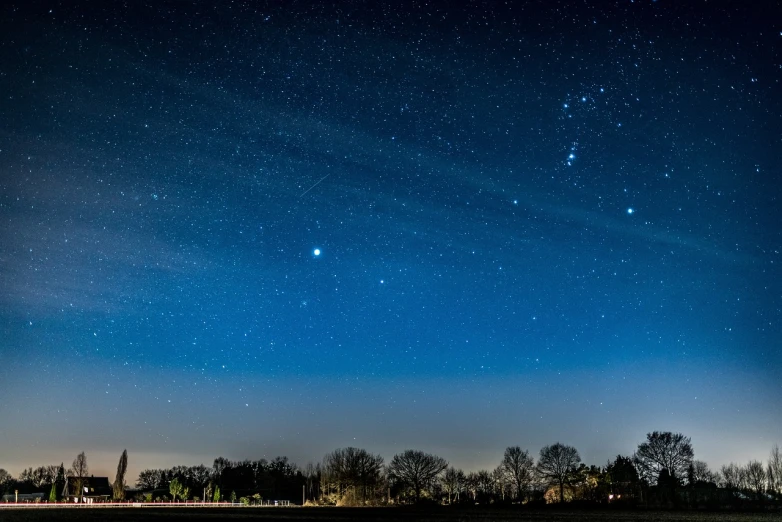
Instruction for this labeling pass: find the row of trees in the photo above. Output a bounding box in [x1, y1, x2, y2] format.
[0, 449, 129, 503]
[311, 437, 782, 507]
[3, 434, 781, 508]
[135, 455, 304, 502]
[129, 435, 782, 507]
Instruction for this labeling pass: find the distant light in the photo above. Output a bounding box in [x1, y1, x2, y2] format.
[568, 153, 575, 160]
[627, 208, 634, 214]
[313, 248, 321, 256]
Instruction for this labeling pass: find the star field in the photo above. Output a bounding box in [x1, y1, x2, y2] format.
[0, 1, 779, 479]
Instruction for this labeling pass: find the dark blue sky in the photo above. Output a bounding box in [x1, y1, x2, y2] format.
[1, 0, 780, 480]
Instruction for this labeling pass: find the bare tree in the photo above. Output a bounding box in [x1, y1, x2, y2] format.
[745, 460, 766, 498]
[42, 465, 59, 487]
[476, 469, 493, 501]
[492, 465, 511, 501]
[113, 449, 128, 501]
[537, 443, 581, 503]
[387, 449, 447, 503]
[18, 466, 58, 488]
[633, 431, 693, 484]
[465, 471, 479, 501]
[304, 462, 321, 502]
[501, 446, 535, 501]
[721, 463, 743, 490]
[322, 447, 384, 504]
[71, 452, 88, 503]
[689, 460, 718, 484]
[768, 444, 782, 495]
[440, 467, 464, 504]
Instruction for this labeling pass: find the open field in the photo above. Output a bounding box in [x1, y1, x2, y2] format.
[0, 507, 780, 522]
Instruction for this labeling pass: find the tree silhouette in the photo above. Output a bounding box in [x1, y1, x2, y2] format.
[136, 469, 164, 489]
[441, 467, 464, 504]
[501, 446, 535, 502]
[304, 462, 321, 502]
[55, 463, 66, 496]
[113, 449, 128, 501]
[475, 469, 493, 502]
[720, 463, 743, 490]
[322, 447, 384, 504]
[388, 449, 447, 503]
[688, 460, 717, 485]
[493, 465, 511, 501]
[633, 431, 693, 484]
[768, 445, 782, 495]
[745, 460, 766, 499]
[212, 457, 229, 488]
[537, 442, 580, 503]
[70, 452, 88, 503]
[607, 454, 639, 496]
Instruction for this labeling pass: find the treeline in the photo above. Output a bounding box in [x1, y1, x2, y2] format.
[136, 456, 303, 502]
[2, 432, 781, 510]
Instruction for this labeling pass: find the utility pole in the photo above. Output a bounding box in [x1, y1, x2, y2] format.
[302, 484, 305, 505]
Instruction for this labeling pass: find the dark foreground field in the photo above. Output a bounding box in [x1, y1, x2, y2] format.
[0, 507, 779, 522]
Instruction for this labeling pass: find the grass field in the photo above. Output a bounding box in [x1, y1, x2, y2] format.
[0, 507, 779, 522]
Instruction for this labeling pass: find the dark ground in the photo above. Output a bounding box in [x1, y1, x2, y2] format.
[0, 507, 779, 522]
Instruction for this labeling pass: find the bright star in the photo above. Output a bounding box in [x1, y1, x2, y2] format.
[313, 248, 321, 256]
[627, 208, 634, 214]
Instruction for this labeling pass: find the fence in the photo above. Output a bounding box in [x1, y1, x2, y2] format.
[0, 501, 294, 509]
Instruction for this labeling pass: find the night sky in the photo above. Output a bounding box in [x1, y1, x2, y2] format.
[1, 1, 780, 482]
